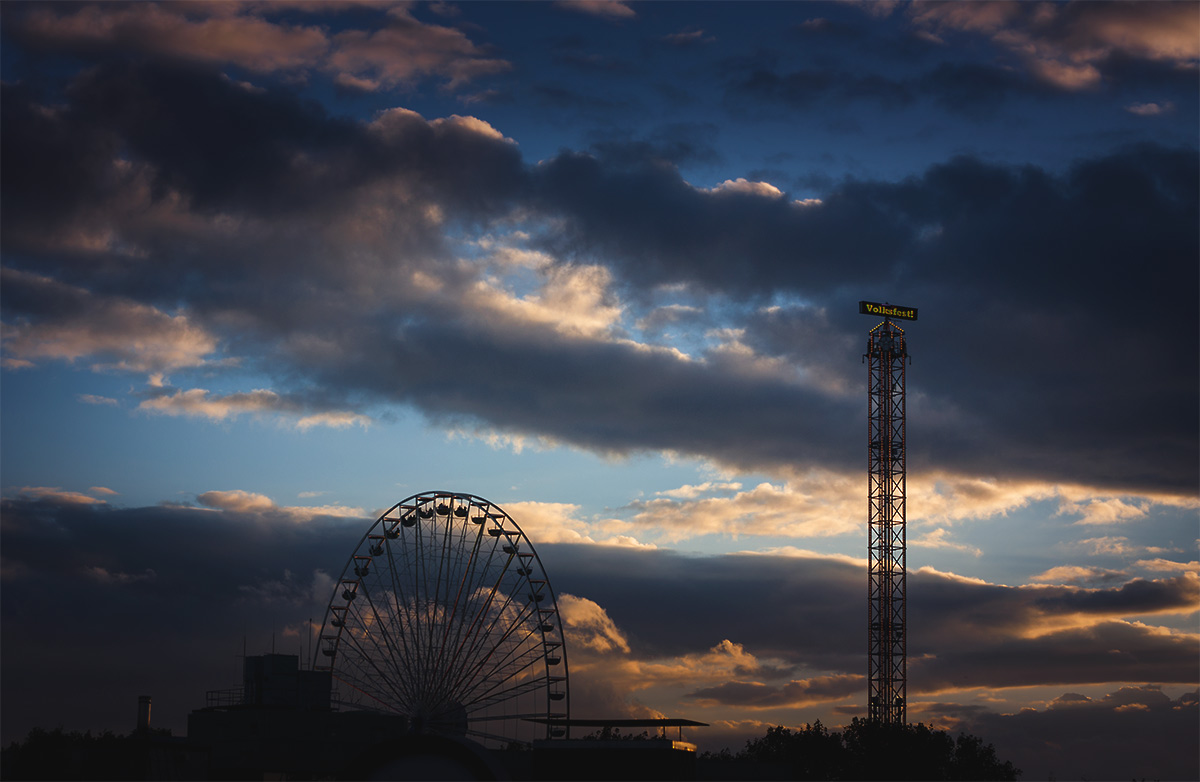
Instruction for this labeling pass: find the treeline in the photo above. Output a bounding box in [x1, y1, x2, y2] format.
[699, 719, 1021, 781]
[1, 726, 172, 781]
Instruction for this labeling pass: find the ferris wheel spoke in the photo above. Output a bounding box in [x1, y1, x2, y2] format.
[354, 574, 420, 706]
[461, 671, 549, 714]
[438, 552, 522, 692]
[441, 595, 531, 706]
[333, 632, 407, 711]
[452, 585, 542, 687]
[391, 529, 431, 678]
[439, 537, 511, 676]
[432, 514, 481, 675]
[455, 632, 547, 703]
[379, 538, 425, 680]
[438, 513, 488, 664]
[340, 600, 416, 708]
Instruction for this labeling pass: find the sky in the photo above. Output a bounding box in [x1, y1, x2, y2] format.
[0, 0, 1197, 778]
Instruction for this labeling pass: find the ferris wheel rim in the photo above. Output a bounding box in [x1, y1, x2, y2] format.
[313, 490, 570, 746]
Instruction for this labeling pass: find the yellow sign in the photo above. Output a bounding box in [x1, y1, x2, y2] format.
[859, 301, 917, 321]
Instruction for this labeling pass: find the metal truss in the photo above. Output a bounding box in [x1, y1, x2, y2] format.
[866, 319, 907, 724]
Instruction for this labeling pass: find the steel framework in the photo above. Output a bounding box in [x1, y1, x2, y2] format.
[866, 319, 907, 724]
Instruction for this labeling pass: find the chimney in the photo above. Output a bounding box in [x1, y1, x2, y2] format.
[137, 695, 152, 733]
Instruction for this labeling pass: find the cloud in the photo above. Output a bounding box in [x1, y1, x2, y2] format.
[907, 1, 1200, 91]
[11, 3, 510, 93]
[2, 268, 218, 375]
[8, 486, 107, 505]
[462, 261, 624, 340]
[1134, 557, 1200, 573]
[955, 685, 1199, 781]
[15, 3, 329, 72]
[558, 593, 631, 653]
[1127, 100, 1176, 116]
[1074, 536, 1179, 558]
[655, 482, 742, 500]
[196, 489, 366, 521]
[499, 500, 651, 547]
[77, 394, 118, 407]
[139, 387, 371, 430]
[1057, 496, 1149, 525]
[910, 527, 982, 556]
[84, 566, 157, 586]
[197, 489, 276, 513]
[686, 673, 864, 709]
[2, 60, 1195, 497]
[627, 476, 861, 542]
[1030, 565, 1129, 586]
[326, 9, 511, 91]
[705, 178, 785, 198]
[556, 1, 636, 20]
[1, 495, 1194, 763]
[662, 28, 715, 47]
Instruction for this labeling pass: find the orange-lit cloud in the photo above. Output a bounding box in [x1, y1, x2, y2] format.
[1031, 565, 1129, 586]
[15, 2, 510, 92]
[704, 179, 785, 198]
[139, 387, 371, 431]
[2, 268, 218, 375]
[627, 473, 861, 542]
[196, 489, 365, 521]
[908, 1, 1200, 90]
[18, 3, 329, 72]
[556, 1, 636, 20]
[327, 9, 511, 91]
[500, 501, 653, 547]
[559, 593, 631, 654]
[9, 486, 107, 505]
[77, 395, 119, 407]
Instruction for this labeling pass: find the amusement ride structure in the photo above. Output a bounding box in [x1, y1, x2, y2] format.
[861, 301, 915, 725]
[314, 490, 570, 748]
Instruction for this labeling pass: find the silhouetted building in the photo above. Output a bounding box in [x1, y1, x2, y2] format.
[185, 655, 708, 780]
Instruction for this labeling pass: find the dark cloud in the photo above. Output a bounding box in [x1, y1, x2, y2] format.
[1, 51, 1195, 493]
[583, 122, 722, 168]
[0, 81, 122, 245]
[530, 142, 1198, 489]
[550, 547, 1198, 688]
[530, 149, 905, 294]
[687, 675, 863, 709]
[68, 61, 362, 215]
[2, 498, 1195, 766]
[336, 318, 860, 472]
[958, 686, 1199, 781]
[916, 62, 1041, 116]
[0, 497, 360, 743]
[723, 65, 915, 111]
[531, 83, 632, 112]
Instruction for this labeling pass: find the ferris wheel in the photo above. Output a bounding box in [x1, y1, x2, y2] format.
[314, 491, 569, 748]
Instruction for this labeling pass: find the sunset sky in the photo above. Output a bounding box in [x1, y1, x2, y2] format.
[1, 1, 1197, 778]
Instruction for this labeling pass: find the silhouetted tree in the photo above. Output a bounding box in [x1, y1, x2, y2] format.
[703, 719, 1020, 781]
[741, 721, 847, 780]
[1, 726, 172, 781]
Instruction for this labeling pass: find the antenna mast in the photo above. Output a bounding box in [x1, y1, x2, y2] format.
[860, 300, 915, 724]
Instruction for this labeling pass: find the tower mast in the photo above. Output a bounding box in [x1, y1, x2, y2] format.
[860, 300, 915, 724]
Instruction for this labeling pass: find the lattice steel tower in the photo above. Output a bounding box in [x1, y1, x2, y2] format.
[862, 303, 912, 725]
